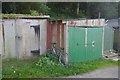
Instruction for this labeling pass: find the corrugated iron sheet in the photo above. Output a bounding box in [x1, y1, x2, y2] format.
[47, 21, 65, 49]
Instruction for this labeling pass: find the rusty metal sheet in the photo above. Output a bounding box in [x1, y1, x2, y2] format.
[66, 19, 105, 26]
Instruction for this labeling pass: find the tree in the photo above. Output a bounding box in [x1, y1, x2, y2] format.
[2, 2, 50, 15]
[86, 2, 118, 19]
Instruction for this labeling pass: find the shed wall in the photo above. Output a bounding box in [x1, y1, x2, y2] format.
[3, 20, 16, 59]
[39, 19, 47, 55]
[46, 21, 65, 49]
[114, 28, 120, 51]
[0, 21, 3, 56]
[2, 19, 47, 59]
[68, 26, 103, 63]
[104, 26, 114, 53]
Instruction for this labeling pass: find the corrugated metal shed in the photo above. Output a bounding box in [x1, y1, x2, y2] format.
[65, 19, 105, 63]
[104, 25, 114, 53]
[47, 19, 105, 64]
[106, 18, 120, 51]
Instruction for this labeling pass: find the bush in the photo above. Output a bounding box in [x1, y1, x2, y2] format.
[30, 10, 40, 16]
[36, 55, 64, 67]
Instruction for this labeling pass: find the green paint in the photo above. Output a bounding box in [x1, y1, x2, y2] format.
[68, 26, 103, 63]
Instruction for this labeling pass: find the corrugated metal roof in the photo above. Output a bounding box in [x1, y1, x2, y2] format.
[48, 18, 87, 22]
[106, 19, 119, 28]
[19, 15, 50, 19]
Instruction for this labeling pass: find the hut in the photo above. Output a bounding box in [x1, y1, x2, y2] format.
[104, 24, 114, 54]
[1, 15, 49, 59]
[47, 19, 105, 64]
[106, 19, 120, 52]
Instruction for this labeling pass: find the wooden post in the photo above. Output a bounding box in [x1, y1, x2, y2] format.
[64, 22, 69, 64]
[77, 2, 80, 15]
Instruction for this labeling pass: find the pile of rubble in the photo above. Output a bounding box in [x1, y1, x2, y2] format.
[103, 51, 120, 61]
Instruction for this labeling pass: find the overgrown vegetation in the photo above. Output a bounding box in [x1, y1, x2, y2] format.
[2, 55, 119, 78]
[1, 14, 49, 19]
[2, 2, 118, 20]
[1, 14, 25, 19]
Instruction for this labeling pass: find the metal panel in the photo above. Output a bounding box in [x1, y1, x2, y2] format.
[39, 19, 47, 55]
[61, 24, 65, 48]
[114, 28, 120, 51]
[67, 19, 105, 26]
[57, 23, 60, 47]
[26, 19, 40, 56]
[68, 26, 86, 62]
[86, 28, 102, 60]
[15, 19, 24, 58]
[46, 22, 52, 49]
[3, 20, 16, 59]
[64, 23, 69, 64]
[0, 22, 3, 56]
[104, 26, 114, 53]
[22, 20, 31, 58]
[68, 26, 103, 63]
[46, 21, 65, 49]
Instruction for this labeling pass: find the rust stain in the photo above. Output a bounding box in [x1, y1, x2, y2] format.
[30, 25, 40, 37]
[2, 24, 5, 55]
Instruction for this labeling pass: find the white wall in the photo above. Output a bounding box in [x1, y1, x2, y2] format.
[3, 19, 16, 59]
[2, 19, 47, 59]
[39, 19, 47, 55]
[0, 21, 3, 56]
[64, 23, 69, 64]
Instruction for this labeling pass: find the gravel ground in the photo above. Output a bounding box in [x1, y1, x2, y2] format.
[67, 66, 119, 78]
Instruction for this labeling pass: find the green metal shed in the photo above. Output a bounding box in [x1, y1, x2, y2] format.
[63, 19, 105, 63]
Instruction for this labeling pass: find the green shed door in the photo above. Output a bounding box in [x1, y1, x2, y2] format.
[86, 28, 103, 60]
[68, 27, 103, 63]
[68, 27, 86, 63]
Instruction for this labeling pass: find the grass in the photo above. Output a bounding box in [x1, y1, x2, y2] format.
[1, 14, 48, 19]
[2, 55, 119, 78]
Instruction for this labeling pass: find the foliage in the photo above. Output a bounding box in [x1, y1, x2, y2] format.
[2, 55, 119, 78]
[30, 10, 40, 16]
[35, 55, 64, 67]
[86, 2, 118, 19]
[2, 2, 118, 19]
[1, 14, 25, 19]
[2, 2, 50, 15]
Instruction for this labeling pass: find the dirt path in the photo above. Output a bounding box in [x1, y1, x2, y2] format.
[67, 66, 119, 78]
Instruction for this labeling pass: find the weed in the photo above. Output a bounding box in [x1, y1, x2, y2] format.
[2, 56, 119, 78]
